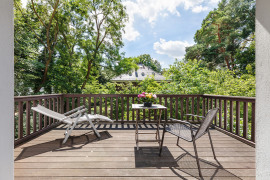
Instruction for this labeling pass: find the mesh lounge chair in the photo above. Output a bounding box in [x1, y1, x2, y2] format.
[31, 105, 113, 144]
[159, 108, 219, 179]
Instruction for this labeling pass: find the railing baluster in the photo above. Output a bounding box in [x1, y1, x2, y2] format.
[49, 99, 52, 125]
[18, 101, 24, 139]
[224, 100, 227, 130]
[121, 97, 124, 123]
[219, 99, 222, 128]
[229, 100, 233, 132]
[110, 97, 113, 120]
[132, 97, 135, 121]
[115, 97, 119, 122]
[236, 101, 240, 135]
[175, 97, 179, 119]
[143, 108, 146, 123]
[44, 99, 47, 128]
[60, 96, 64, 114]
[94, 97, 97, 114]
[214, 99, 217, 125]
[26, 101, 31, 135]
[39, 100, 42, 130]
[251, 103, 255, 142]
[105, 97, 108, 117]
[88, 96, 92, 114]
[165, 97, 168, 121]
[186, 97, 189, 121]
[33, 101, 37, 132]
[170, 97, 173, 118]
[206, 98, 209, 112]
[191, 97, 194, 121]
[53, 98, 56, 124]
[202, 98, 205, 117]
[196, 97, 200, 121]
[243, 102, 248, 139]
[100, 96, 102, 115]
[181, 97, 184, 119]
[126, 97, 129, 122]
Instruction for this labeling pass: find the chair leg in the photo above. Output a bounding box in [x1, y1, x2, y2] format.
[192, 138, 203, 179]
[208, 130, 218, 161]
[85, 113, 101, 138]
[63, 123, 77, 144]
[177, 137, 180, 146]
[159, 128, 166, 156]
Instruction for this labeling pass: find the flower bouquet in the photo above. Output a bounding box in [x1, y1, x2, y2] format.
[138, 92, 157, 107]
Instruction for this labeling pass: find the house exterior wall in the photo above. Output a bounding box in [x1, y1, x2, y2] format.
[0, 0, 14, 179]
[256, 0, 270, 178]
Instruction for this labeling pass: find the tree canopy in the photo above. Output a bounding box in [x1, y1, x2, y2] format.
[185, 0, 255, 74]
[14, 0, 255, 98]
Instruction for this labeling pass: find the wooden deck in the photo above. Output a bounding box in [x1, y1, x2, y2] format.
[14, 124, 255, 179]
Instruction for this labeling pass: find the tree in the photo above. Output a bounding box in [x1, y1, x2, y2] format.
[185, 0, 255, 71]
[134, 54, 162, 73]
[14, 0, 130, 94]
[80, 0, 128, 90]
[26, 0, 61, 92]
[14, 0, 40, 95]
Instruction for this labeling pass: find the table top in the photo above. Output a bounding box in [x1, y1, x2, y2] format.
[132, 104, 167, 110]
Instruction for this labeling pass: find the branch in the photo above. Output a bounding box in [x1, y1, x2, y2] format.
[14, 1, 47, 48]
[31, 0, 46, 27]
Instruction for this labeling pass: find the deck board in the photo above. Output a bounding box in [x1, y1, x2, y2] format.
[14, 124, 255, 179]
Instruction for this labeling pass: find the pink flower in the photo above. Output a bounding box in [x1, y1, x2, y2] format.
[153, 94, 157, 99]
[142, 92, 146, 95]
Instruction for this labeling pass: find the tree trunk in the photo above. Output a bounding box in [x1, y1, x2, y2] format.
[81, 60, 93, 90]
[34, 51, 53, 93]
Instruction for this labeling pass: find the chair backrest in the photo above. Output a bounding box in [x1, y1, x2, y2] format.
[194, 108, 219, 140]
[31, 105, 66, 121]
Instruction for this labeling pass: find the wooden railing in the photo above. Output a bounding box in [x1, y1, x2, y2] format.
[14, 94, 255, 147]
[202, 95, 255, 146]
[14, 94, 63, 146]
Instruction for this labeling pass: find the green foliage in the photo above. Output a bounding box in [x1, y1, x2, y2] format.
[134, 54, 162, 73]
[185, 0, 255, 72]
[164, 60, 255, 97]
[14, 0, 134, 94]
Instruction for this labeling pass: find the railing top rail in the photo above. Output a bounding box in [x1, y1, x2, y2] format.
[62, 94, 203, 98]
[203, 94, 255, 102]
[14, 94, 63, 102]
[14, 93, 255, 102]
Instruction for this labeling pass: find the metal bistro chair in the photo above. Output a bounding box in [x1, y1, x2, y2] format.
[159, 108, 219, 179]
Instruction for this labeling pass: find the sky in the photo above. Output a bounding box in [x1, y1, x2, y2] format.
[121, 0, 220, 68]
[21, 0, 220, 68]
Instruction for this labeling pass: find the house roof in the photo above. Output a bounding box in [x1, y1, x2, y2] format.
[111, 64, 167, 82]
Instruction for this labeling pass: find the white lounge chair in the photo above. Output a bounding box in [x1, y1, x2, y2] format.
[31, 105, 113, 144]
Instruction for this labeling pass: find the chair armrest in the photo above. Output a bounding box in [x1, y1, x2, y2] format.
[169, 118, 192, 126]
[64, 105, 85, 115]
[61, 108, 87, 121]
[185, 114, 205, 119]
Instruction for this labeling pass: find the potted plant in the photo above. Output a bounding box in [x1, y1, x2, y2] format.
[138, 92, 157, 107]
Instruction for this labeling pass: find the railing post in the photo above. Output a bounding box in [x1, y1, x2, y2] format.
[251, 102, 255, 142]
[18, 101, 24, 139]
